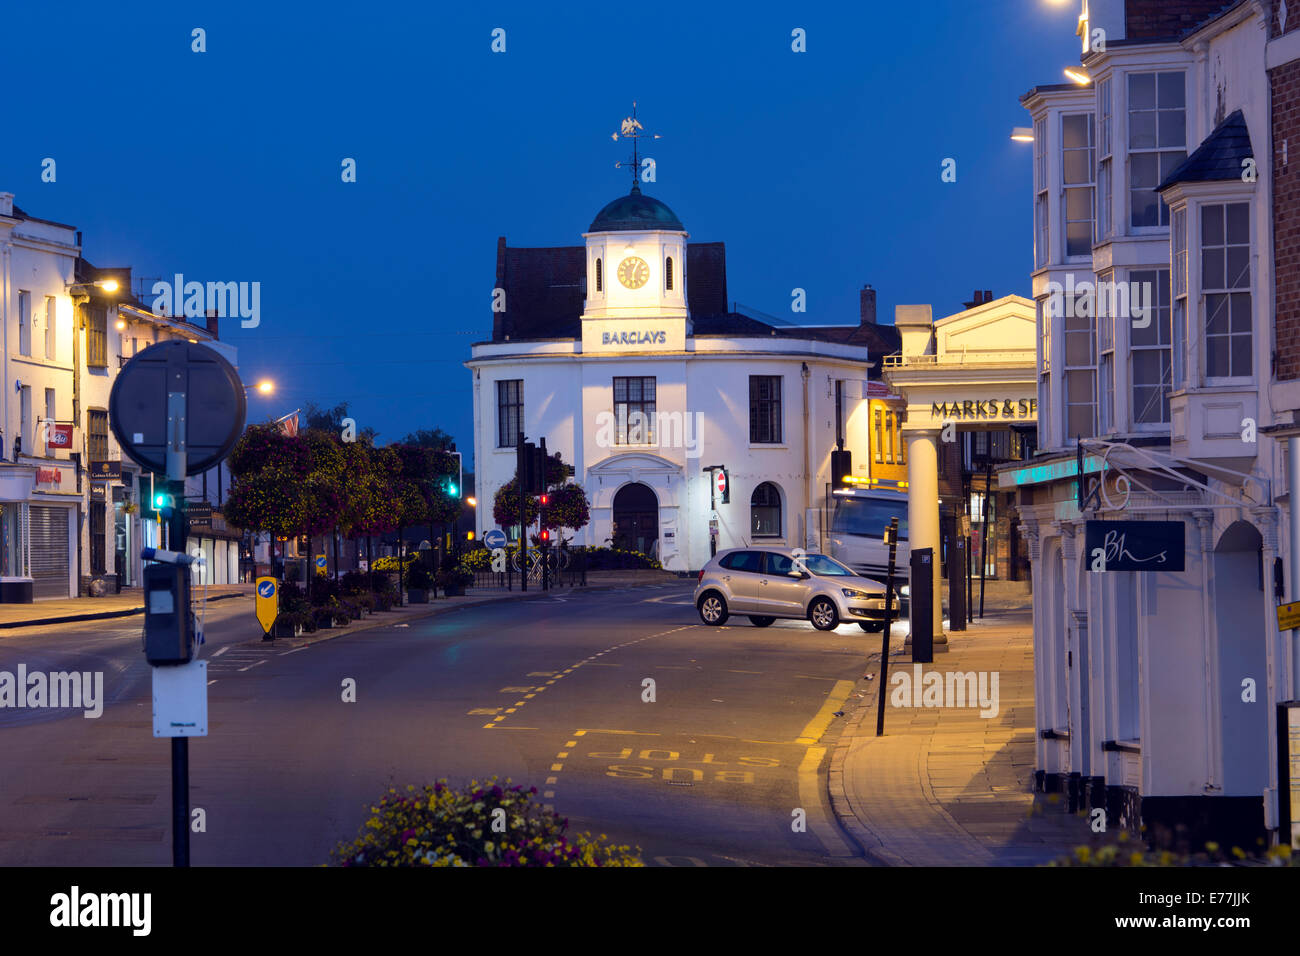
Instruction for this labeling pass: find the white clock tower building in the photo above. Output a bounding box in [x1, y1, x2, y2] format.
[580, 183, 690, 351]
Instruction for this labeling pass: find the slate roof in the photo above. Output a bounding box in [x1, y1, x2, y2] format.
[489, 239, 896, 368]
[1157, 109, 1252, 192]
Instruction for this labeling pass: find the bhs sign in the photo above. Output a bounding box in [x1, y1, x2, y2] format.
[1085, 520, 1185, 572]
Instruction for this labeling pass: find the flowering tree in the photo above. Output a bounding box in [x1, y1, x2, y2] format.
[492, 453, 588, 535]
[225, 425, 319, 539]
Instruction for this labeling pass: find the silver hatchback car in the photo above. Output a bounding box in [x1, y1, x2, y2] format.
[694, 547, 894, 632]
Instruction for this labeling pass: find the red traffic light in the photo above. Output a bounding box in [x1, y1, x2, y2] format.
[540, 530, 549, 541]
[539, 494, 549, 505]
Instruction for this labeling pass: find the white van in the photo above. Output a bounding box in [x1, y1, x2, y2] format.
[826, 485, 911, 603]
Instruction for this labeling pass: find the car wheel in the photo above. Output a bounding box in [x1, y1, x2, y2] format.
[748, 616, 776, 627]
[808, 597, 839, 631]
[698, 592, 729, 626]
[858, 621, 885, 632]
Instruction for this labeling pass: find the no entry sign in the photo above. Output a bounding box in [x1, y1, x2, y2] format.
[715, 470, 727, 497]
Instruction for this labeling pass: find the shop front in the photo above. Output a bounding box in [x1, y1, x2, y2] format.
[0, 460, 78, 601]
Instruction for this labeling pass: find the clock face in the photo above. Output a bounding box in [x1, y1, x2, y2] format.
[617, 256, 650, 289]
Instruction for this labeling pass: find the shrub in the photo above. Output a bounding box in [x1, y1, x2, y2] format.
[330, 777, 643, 867]
[1046, 832, 1295, 867]
[373, 554, 418, 572]
[341, 571, 367, 594]
[309, 576, 340, 605]
[408, 561, 433, 590]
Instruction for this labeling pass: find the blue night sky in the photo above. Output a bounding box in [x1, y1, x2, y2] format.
[4, 1, 1081, 459]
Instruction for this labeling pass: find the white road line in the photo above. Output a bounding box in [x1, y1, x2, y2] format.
[279, 646, 307, 656]
[212, 647, 229, 658]
[238, 660, 267, 672]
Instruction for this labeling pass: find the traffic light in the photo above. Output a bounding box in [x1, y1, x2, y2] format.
[151, 478, 179, 517]
[831, 448, 853, 487]
[539, 529, 549, 542]
[446, 475, 460, 498]
[539, 494, 549, 506]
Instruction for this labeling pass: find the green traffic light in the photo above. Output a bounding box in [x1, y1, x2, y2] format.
[448, 483, 459, 498]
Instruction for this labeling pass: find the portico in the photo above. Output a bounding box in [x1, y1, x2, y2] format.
[882, 296, 1038, 639]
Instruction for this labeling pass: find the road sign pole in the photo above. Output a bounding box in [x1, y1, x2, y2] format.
[172, 737, 189, 867]
[516, 435, 523, 591]
[110, 341, 245, 871]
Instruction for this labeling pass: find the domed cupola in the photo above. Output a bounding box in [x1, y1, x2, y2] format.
[588, 183, 685, 233]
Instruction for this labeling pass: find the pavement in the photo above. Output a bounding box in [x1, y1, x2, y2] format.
[828, 579, 1091, 865]
[0, 584, 253, 629]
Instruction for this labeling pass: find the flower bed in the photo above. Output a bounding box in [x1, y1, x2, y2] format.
[331, 777, 643, 867]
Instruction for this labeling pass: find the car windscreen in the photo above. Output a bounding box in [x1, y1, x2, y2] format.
[803, 554, 855, 576]
[831, 496, 909, 540]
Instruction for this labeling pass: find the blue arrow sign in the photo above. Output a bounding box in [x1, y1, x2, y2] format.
[483, 528, 507, 549]
[257, 580, 276, 599]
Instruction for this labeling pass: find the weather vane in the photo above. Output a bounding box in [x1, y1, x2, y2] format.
[611, 101, 661, 192]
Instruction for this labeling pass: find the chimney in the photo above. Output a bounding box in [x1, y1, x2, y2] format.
[983, 289, 993, 303]
[963, 289, 996, 310]
[859, 284, 877, 326]
[0, 193, 13, 217]
[205, 308, 219, 339]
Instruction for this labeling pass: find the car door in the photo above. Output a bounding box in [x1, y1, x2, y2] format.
[719, 550, 765, 612]
[760, 551, 808, 616]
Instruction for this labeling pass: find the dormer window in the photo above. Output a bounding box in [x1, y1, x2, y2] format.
[595, 258, 602, 292]
[665, 256, 673, 291]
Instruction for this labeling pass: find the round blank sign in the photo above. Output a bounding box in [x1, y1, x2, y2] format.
[109, 340, 247, 476]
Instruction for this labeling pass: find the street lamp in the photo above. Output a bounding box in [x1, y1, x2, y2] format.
[243, 380, 274, 395]
[65, 278, 119, 296]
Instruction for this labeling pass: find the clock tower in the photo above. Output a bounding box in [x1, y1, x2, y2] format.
[581, 107, 689, 352]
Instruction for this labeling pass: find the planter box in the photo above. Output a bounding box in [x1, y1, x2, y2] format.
[442, 584, 466, 597]
[407, 588, 429, 604]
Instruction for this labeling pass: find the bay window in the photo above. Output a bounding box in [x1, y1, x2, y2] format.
[1201, 202, 1251, 380]
[1062, 113, 1095, 258]
[1063, 296, 1096, 439]
[1128, 71, 1186, 229]
[1098, 270, 1114, 431]
[1130, 269, 1172, 424]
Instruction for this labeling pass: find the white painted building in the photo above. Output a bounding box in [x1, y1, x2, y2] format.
[466, 185, 900, 572]
[0, 191, 241, 600]
[1008, 0, 1298, 850]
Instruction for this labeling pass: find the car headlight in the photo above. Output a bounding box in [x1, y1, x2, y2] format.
[841, 588, 871, 599]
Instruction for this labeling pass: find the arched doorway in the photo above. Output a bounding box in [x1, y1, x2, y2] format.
[612, 483, 658, 558]
[1212, 520, 1268, 796]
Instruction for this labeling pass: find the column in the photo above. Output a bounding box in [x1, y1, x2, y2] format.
[905, 427, 946, 645]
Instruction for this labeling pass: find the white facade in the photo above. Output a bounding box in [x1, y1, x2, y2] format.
[468, 192, 880, 572]
[1012, 1, 1293, 849]
[0, 190, 241, 599]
